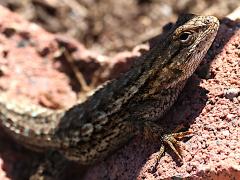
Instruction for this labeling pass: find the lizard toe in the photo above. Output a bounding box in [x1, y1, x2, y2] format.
[156, 130, 193, 163]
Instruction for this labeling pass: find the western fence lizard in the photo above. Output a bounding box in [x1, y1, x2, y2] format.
[0, 14, 219, 178]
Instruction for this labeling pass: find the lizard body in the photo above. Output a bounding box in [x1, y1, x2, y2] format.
[0, 14, 219, 166]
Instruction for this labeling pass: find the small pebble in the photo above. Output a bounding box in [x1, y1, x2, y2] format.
[222, 130, 230, 137]
[224, 88, 240, 100]
[226, 114, 234, 121]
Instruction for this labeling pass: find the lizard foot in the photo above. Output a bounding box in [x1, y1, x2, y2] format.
[156, 130, 192, 162]
[143, 122, 192, 162]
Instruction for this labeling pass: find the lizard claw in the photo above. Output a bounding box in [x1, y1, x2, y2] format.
[143, 121, 193, 162]
[156, 130, 193, 162]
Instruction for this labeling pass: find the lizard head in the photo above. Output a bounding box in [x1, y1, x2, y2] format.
[157, 14, 219, 87]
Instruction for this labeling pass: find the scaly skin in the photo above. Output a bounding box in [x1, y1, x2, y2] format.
[0, 14, 219, 167]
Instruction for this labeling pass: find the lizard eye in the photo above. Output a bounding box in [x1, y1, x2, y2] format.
[179, 32, 193, 44]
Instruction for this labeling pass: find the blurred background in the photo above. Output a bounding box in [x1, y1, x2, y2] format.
[0, 0, 239, 55]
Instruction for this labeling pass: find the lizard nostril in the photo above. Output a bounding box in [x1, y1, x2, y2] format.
[204, 16, 213, 24]
[205, 16, 217, 24]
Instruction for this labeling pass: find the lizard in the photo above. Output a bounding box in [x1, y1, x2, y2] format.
[0, 14, 219, 178]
